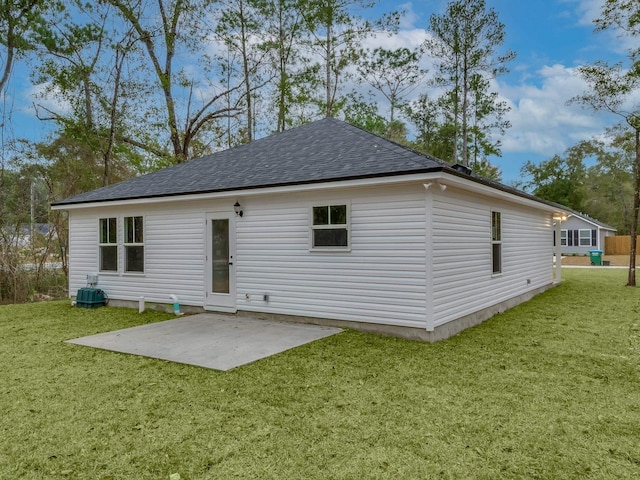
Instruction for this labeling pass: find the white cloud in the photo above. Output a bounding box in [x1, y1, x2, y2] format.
[565, 0, 640, 55]
[397, 2, 420, 30]
[361, 27, 616, 160]
[25, 82, 73, 118]
[566, 0, 602, 27]
[365, 28, 427, 51]
[498, 64, 606, 156]
[365, 11, 637, 166]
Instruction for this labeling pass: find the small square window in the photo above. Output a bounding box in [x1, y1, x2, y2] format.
[579, 229, 592, 247]
[313, 206, 329, 225]
[311, 204, 349, 249]
[125, 245, 144, 273]
[330, 205, 347, 224]
[100, 245, 118, 272]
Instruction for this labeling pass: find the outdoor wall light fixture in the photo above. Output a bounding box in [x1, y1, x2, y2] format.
[234, 201, 244, 217]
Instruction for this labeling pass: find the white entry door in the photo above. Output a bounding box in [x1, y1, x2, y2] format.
[205, 213, 236, 311]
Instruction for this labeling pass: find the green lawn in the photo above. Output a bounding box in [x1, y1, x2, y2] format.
[1, 269, 639, 479]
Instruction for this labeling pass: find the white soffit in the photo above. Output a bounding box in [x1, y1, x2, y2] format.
[52, 171, 568, 216]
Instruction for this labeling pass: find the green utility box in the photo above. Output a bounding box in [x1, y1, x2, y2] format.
[76, 287, 106, 309]
[589, 250, 603, 266]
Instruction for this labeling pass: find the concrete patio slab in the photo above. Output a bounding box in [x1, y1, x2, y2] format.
[66, 313, 342, 371]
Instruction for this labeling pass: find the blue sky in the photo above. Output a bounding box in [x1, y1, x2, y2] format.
[3, 0, 637, 184]
[481, 0, 619, 182]
[366, 0, 638, 183]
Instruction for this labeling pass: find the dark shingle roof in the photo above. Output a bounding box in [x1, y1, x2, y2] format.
[52, 118, 446, 206]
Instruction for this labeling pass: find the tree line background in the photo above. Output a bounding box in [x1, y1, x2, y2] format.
[0, 0, 639, 301]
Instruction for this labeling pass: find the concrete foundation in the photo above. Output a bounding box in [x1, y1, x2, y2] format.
[93, 283, 556, 342]
[425, 283, 555, 342]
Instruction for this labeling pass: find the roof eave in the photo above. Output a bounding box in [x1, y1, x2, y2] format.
[52, 166, 569, 217]
[565, 213, 617, 231]
[51, 168, 447, 210]
[425, 171, 570, 216]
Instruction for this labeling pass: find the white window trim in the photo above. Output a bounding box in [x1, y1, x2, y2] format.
[123, 215, 145, 274]
[98, 217, 119, 274]
[309, 202, 351, 252]
[560, 229, 567, 247]
[491, 210, 502, 276]
[579, 229, 592, 247]
[97, 215, 146, 275]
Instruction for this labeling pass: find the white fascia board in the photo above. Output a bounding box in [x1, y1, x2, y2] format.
[567, 214, 617, 232]
[52, 170, 568, 215]
[51, 172, 441, 211]
[424, 173, 569, 216]
[566, 213, 598, 228]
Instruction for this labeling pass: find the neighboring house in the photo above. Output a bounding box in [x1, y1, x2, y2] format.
[2, 224, 54, 248]
[554, 211, 617, 255]
[51, 118, 568, 341]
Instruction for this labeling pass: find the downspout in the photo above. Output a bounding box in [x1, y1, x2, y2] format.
[423, 183, 437, 332]
[554, 216, 563, 284]
[169, 294, 183, 316]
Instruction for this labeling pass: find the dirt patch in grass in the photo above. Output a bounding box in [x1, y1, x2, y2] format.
[562, 254, 640, 266]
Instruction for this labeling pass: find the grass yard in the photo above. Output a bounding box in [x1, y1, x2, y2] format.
[1, 269, 639, 479]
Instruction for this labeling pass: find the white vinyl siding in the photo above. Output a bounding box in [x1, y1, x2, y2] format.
[236, 186, 427, 328]
[68, 202, 210, 306]
[66, 179, 555, 332]
[67, 186, 427, 328]
[69, 211, 100, 289]
[431, 187, 552, 327]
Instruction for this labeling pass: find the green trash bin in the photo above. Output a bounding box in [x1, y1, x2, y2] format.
[589, 249, 603, 266]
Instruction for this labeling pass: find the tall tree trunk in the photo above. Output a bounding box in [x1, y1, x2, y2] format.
[109, 0, 184, 161]
[239, 0, 252, 142]
[83, 77, 94, 131]
[628, 127, 640, 286]
[1, 0, 41, 94]
[461, 55, 469, 166]
[225, 50, 233, 148]
[277, 5, 287, 132]
[0, 21, 15, 95]
[103, 47, 125, 187]
[390, 94, 395, 123]
[278, 61, 287, 131]
[325, 21, 332, 117]
[451, 68, 459, 163]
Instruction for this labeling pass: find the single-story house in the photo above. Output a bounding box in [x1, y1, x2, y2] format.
[553, 210, 617, 255]
[52, 118, 569, 341]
